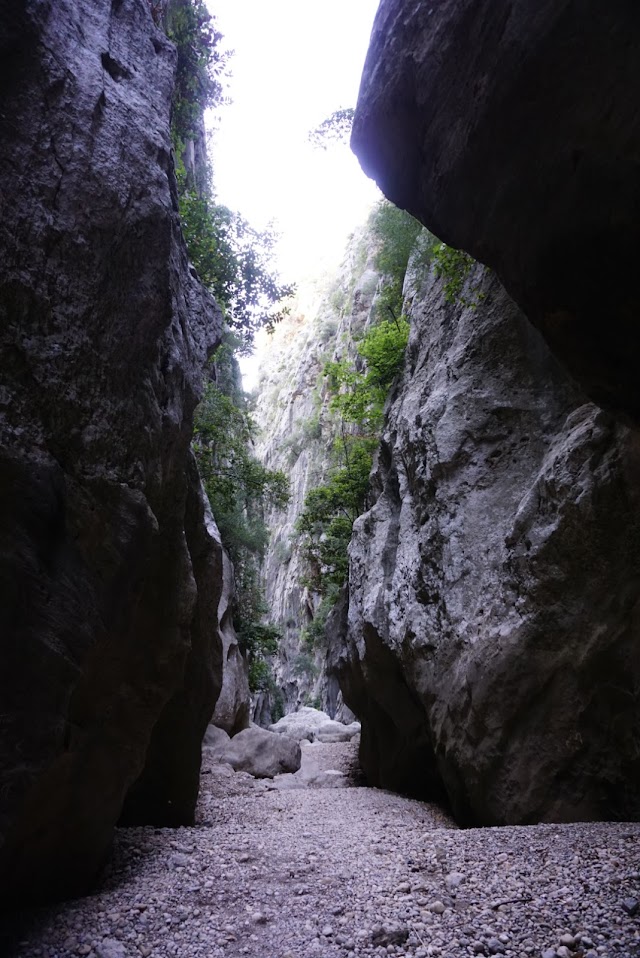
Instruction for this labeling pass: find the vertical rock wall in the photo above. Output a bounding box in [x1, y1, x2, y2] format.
[338, 258, 640, 824]
[253, 231, 381, 718]
[0, 0, 222, 902]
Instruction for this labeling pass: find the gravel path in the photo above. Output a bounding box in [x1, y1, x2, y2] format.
[4, 744, 640, 958]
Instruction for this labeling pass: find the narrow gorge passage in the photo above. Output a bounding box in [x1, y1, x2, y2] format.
[2, 1, 640, 956]
[6, 743, 640, 958]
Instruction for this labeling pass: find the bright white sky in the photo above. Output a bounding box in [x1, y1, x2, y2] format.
[205, 0, 381, 283]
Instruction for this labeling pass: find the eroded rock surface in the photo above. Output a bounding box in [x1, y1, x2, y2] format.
[210, 547, 251, 736]
[351, 0, 640, 419]
[0, 0, 221, 902]
[338, 262, 640, 824]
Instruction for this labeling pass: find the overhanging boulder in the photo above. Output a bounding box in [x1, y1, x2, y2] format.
[352, 0, 640, 420]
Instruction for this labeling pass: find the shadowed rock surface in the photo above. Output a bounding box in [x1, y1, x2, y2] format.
[0, 0, 222, 903]
[336, 261, 640, 825]
[209, 548, 251, 736]
[351, 0, 640, 420]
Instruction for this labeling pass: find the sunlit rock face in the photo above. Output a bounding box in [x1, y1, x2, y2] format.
[338, 260, 640, 825]
[351, 0, 640, 421]
[0, 0, 222, 902]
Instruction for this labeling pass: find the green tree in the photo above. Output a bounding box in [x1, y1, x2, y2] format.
[308, 107, 355, 149]
[369, 201, 423, 321]
[178, 192, 294, 352]
[165, 0, 294, 352]
[165, 0, 230, 143]
[296, 314, 409, 594]
[296, 435, 375, 593]
[194, 346, 290, 681]
[194, 368, 289, 567]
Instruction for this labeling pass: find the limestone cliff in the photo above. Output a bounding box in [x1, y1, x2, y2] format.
[351, 0, 640, 422]
[252, 228, 381, 721]
[0, 0, 223, 903]
[335, 253, 640, 824]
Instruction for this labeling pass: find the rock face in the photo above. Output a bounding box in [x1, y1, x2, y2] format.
[210, 548, 251, 735]
[351, 0, 640, 421]
[0, 0, 222, 902]
[252, 225, 383, 718]
[337, 260, 640, 825]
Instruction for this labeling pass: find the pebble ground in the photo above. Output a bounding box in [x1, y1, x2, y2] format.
[3, 744, 639, 958]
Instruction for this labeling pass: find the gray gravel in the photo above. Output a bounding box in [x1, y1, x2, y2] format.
[4, 744, 640, 958]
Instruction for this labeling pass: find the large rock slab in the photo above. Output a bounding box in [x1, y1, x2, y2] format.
[202, 724, 231, 753]
[218, 727, 301, 779]
[337, 261, 640, 825]
[316, 721, 361, 744]
[0, 0, 221, 902]
[351, 0, 640, 420]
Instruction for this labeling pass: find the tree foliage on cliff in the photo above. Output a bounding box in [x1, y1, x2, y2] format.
[369, 202, 423, 321]
[178, 191, 294, 351]
[167, 0, 294, 352]
[296, 314, 409, 594]
[308, 107, 355, 149]
[325, 316, 410, 432]
[165, 0, 230, 141]
[193, 344, 289, 686]
[431, 242, 478, 306]
[170, 1, 293, 688]
[294, 202, 422, 594]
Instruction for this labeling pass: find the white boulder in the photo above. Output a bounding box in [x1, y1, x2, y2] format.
[218, 727, 301, 779]
[268, 706, 360, 743]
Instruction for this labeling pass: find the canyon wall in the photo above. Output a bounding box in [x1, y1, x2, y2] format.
[340, 0, 640, 825]
[335, 253, 640, 824]
[253, 230, 381, 721]
[0, 0, 223, 902]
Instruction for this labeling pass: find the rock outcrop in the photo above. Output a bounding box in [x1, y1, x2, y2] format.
[337, 260, 640, 825]
[351, 0, 640, 421]
[0, 0, 222, 902]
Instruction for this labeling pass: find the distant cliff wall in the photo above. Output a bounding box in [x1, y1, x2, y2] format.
[252, 229, 381, 721]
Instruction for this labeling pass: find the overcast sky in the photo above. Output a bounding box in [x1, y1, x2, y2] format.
[206, 0, 381, 283]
